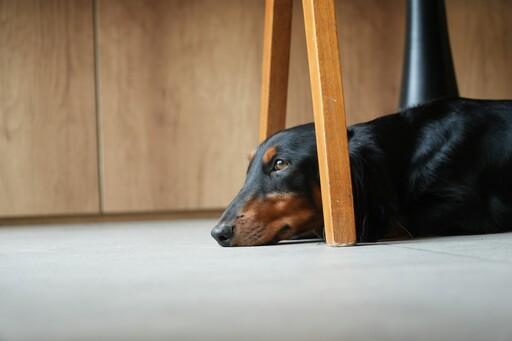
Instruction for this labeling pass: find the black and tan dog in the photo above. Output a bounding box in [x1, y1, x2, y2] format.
[211, 98, 512, 247]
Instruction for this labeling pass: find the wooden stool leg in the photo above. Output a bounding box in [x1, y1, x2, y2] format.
[302, 0, 356, 246]
[259, 0, 293, 143]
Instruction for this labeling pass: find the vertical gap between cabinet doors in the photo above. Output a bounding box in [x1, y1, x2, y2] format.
[93, 0, 106, 213]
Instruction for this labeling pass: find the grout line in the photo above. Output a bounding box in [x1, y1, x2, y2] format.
[386, 243, 512, 265]
[92, 0, 105, 213]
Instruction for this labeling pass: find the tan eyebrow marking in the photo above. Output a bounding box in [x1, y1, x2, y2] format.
[262, 146, 277, 164]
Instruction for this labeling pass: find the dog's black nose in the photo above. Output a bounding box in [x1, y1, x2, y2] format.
[211, 224, 235, 247]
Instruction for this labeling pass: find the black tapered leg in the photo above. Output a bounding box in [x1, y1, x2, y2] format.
[399, 0, 459, 109]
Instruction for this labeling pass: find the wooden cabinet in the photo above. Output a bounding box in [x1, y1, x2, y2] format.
[0, 0, 99, 217]
[447, 0, 512, 99]
[287, 0, 407, 127]
[97, 0, 263, 213]
[1, 0, 511, 219]
[287, 0, 512, 127]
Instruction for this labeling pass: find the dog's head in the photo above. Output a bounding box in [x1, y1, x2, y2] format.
[211, 123, 324, 246]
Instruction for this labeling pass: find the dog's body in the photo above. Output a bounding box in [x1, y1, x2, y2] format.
[212, 98, 512, 246]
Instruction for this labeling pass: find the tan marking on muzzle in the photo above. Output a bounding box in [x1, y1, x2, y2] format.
[229, 192, 323, 246]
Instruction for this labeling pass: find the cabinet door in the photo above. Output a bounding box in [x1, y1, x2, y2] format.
[97, 0, 512, 214]
[286, 0, 406, 127]
[0, 0, 99, 217]
[446, 0, 512, 99]
[286, 0, 512, 128]
[98, 0, 263, 213]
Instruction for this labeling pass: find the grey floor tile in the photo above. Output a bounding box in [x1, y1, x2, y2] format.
[0, 220, 511, 341]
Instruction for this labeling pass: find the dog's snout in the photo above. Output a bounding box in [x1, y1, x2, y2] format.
[211, 224, 235, 247]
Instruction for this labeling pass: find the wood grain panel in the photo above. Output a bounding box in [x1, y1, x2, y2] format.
[287, 0, 512, 127]
[287, 0, 405, 127]
[0, 0, 99, 216]
[98, 0, 264, 212]
[98, 0, 511, 214]
[446, 0, 512, 99]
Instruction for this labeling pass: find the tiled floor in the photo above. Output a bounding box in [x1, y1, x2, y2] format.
[1, 220, 511, 341]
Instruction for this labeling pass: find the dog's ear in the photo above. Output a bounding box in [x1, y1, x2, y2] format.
[247, 149, 256, 162]
[314, 164, 320, 185]
[308, 155, 320, 186]
[309, 144, 321, 186]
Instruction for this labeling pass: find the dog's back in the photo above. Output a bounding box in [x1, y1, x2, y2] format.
[351, 98, 512, 240]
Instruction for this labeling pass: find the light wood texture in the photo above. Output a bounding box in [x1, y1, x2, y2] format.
[259, 0, 293, 142]
[288, 0, 512, 128]
[287, 0, 405, 127]
[0, 0, 99, 217]
[302, 0, 356, 246]
[98, 0, 264, 213]
[1, 0, 510, 219]
[446, 0, 512, 99]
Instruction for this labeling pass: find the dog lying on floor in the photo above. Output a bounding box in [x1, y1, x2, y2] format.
[211, 97, 512, 247]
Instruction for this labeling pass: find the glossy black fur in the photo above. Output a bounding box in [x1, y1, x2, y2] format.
[214, 98, 512, 245]
[348, 98, 512, 241]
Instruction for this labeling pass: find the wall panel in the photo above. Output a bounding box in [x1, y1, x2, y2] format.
[286, 0, 405, 127]
[98, 0, 512, 213]
[447, 0, 512, 99]
[0, 0, 99, 216]
[287, 0, 512, 127]
[98, 0, 264, 212]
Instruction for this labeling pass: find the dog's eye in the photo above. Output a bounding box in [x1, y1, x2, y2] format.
[273, 159, 288, 172]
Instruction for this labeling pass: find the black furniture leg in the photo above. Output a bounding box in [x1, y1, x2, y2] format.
[399, 0, 459, 109]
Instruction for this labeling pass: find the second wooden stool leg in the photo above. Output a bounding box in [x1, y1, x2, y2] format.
[259, 0, 293, 142]
[302, 0, 356, 246]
